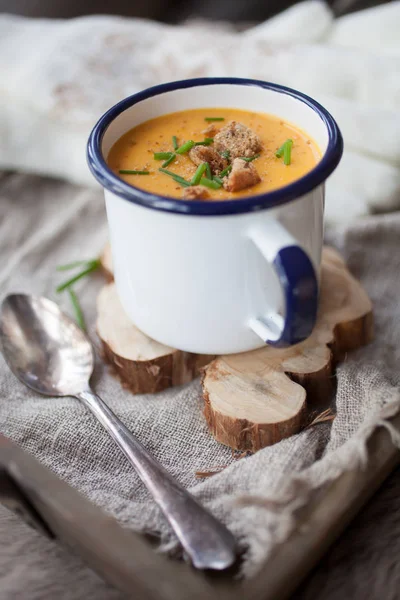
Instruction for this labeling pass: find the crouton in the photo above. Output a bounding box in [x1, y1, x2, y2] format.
[202, 123, 218, 137]
[183, 185, 210, 200]
[223, 158, 261, 192]
[188, 146, 227, 175]
[214, 121, 262, 159]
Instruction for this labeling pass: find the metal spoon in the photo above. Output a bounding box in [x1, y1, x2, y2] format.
[0, 293, 236, 570]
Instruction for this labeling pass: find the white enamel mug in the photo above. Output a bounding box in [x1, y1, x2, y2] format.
[88, 78, 343, 355]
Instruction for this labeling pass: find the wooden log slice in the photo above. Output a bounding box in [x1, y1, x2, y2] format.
[97, 283, 214, 394]
[202, 247, 373, 452]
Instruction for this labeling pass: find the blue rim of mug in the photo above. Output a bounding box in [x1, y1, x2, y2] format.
[87, 77, 343, 216]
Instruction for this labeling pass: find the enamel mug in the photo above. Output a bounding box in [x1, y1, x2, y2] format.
[88, 78, 343, 355]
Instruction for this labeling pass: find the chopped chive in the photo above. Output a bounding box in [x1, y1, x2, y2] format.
[154, 152, 174, 160]
[162, 153, 176, 168]
[220, 165, 232, 178]
[172, 135, 178, 150]
[68, 288, 86, 331]
[240, 153, 260, 162]
[159, 168, 191, 187]
[283, 139, 293, 165]
[176, 140, 195, 154]
[190, 163, 208, 186]
[204, 117, 225, 122]
[205, 163, 212, 179]
[56, 259, 101, 293]
[213, 176, 223, 186]
[220, 150, 230, 160]
[119, 169, 150, 175]
[199, 177, 222, 190]
[56, 260, 95, 272]
[158, 167, 188, 182]
[193, 138, 214, 146]
[275, 143, 285, 158]
[275, 139, 291, 159]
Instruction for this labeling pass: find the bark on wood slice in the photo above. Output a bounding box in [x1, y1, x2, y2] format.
[97, 284, 214, 394]
[203, 247, 373, 452]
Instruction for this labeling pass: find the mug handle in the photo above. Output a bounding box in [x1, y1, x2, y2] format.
[248, 219, 319, 347]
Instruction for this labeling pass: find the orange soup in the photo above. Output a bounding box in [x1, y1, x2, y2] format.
[107, 108, 321, 201]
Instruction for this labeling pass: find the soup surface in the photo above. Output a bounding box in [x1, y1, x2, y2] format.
[108, 108, 321, 201]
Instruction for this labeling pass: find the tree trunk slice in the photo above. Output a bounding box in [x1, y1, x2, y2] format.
[202, 247, 373, 452]
[97, 284, 214, 394]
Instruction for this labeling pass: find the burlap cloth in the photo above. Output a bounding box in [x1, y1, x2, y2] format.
[1, 171, 400, 599]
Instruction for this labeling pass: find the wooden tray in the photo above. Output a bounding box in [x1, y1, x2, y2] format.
[1, 414, 399, 600]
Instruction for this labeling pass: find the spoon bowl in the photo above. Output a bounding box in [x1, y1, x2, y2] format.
[0, 294, 93, 396]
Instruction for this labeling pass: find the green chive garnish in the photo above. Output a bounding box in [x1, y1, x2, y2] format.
[68, 288, 86, 330]
[162, 153, 176, 168]
[172, 136, 178, 150]
[159, 168, 191, 187]
[205, 163, 212, 179]
[56, 259, 101, 293]
[119, 170, 150, 175]
[154, 152, 174, 160]
[56, 257, 102, 330]
[240, 154, 260, 162]
[213, 176, 223, 186]
[199, 177, 222, 190]
[220, 150, 230, 160]
[190, 163, 208, 186]
[283, 139, 293, 165]
[220, 165, 232, 178]
[275, 143, 285, 158]
[275, 139, 293, 164]
[204, 117, 225, 122]
[176, 140, 195, 155]
[56, 260, 94, 272]
[193, 138, 214, 146]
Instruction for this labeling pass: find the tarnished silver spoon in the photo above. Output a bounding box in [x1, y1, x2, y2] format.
[0, 293, 236, 570]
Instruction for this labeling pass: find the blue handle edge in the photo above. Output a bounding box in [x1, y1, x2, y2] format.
[269, 245, 319, 347]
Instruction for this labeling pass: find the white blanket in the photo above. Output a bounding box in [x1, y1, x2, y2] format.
[0, 1, 399, 224]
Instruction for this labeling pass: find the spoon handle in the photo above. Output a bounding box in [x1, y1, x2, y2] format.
[76, 388, 236, 570]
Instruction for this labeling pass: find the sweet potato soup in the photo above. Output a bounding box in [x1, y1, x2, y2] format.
[107, 108, 321, 201]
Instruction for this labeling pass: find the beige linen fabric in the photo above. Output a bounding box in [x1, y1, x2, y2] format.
[1, 171, 400, 598]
